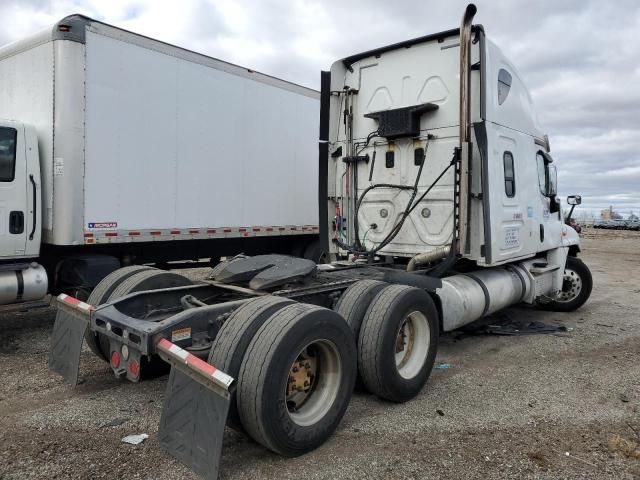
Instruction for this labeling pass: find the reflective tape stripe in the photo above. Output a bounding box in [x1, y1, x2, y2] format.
[167, 343, 189, 360]
[156, 338, 234, 390]
[58, 293, 95, 312]
[212, 368, 234, 386]
[84, 225, 318, 244]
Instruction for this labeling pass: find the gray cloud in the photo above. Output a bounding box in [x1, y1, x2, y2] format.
[1, 0, 638, 216]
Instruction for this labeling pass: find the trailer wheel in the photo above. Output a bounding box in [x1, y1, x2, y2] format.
[538, 256, 593, 312]
[208, 296, 295, 430]
[358, 284, 439, 403]
[85, 266, 157, 360]
[334, 280, 387, 337]
[237, 303, 356, 456]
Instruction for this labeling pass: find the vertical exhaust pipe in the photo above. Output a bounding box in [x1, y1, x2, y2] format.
[456, 3, 477, 255]
[459, 3, 477, 146]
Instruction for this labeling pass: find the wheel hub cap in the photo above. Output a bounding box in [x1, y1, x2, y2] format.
[285, 341, 341, 427]
[394, 311, 430, 380]
[558, 268, 582, 302]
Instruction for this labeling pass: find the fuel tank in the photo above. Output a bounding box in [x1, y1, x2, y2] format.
[437, 265, 530, 331]
[0, 263, 48, 305]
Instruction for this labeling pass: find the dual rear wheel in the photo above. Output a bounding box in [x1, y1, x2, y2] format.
[85, 266, 193, 362]
[209, 281, 439, 457]
[209, 297, 356, 456]
[337, 282, 439, 402]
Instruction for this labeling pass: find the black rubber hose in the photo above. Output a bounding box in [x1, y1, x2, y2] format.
[340, 150, 454, 257]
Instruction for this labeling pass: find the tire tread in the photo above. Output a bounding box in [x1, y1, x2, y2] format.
[237, 303, 320, 453]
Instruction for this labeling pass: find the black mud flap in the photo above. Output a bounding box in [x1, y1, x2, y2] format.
[156, 339, 234, 480]
[48, 294, 93, 385]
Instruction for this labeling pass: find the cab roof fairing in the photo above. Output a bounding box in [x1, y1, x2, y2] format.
[483, 37, 546, 141]
[326, 25, 547, 146]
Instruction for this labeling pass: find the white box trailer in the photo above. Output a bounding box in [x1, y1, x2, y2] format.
[0, 15, 320, 306]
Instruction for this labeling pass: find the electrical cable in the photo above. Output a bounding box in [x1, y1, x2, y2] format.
[335, 140, 453, 257]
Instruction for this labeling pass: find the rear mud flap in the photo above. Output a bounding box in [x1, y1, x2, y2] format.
[48, 294, 93, 385]
[156, 339, 234, 480]
[159, 369, 231, 479]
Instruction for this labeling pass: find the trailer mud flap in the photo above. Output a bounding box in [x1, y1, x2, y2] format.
[156, 339, 234, 480]
[48, 294, 94, 385]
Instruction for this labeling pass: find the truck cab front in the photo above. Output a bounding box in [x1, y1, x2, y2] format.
[0, 120, 46, 306]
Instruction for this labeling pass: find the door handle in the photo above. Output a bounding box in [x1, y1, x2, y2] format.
[29, 174, 37, 240]
[9, 211, 24, 234]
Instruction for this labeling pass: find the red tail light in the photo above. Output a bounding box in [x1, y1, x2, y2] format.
[128, 360, 139, 377]
[111, 351, 120, 368]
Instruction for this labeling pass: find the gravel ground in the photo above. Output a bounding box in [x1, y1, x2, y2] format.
[1, 229, 638, 479]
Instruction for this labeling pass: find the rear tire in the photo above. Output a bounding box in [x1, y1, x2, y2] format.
[334, 280, 387, 338]
[237, 303, 356, 456]
[334, 280, 387, 390]
[302, 239, 327, 263]
[107, 270, 192, 301]
[208, 296, 295, 430]
[85, 266, 156, 360]
[95, 270, 192, 367]
[538, 256, 592, 312]
[358, 285, 439, 403]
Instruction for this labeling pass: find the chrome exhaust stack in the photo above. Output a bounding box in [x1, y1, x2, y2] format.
[456, 3, 477, 255]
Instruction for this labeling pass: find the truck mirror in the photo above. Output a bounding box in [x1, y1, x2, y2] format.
[567, 195, 581, 206]
[547, 164, 558, 196]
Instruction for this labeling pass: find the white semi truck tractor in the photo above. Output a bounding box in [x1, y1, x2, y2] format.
[49, 5, 592, 479]
[0, 16, 320, 310]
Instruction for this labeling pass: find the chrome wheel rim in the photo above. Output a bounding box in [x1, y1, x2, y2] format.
[394, 310, 430, 379]
[558, 268, 582, 302]
[286, 340, 341, 426]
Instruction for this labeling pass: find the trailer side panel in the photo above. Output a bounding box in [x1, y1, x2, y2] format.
[83, 29, 319, 242]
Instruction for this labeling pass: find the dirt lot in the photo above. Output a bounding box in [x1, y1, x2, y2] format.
[1, 229, 639, 479]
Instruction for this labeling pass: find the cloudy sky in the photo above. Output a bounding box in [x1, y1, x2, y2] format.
[1, 0, 638, 217]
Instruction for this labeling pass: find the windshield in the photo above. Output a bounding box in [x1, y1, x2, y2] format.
[0, 127, 17, 182]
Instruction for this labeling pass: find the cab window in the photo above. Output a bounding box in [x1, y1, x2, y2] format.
[503, 151, 515, 197]
[498, 69, 512, 105]
[0, 127, 17, 182]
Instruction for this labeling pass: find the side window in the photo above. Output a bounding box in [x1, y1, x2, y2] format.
[497, 69, 512, 105]
[0, 127, 17, 182]
[503, 151, 515, 198]
[536, 153, 547, 194]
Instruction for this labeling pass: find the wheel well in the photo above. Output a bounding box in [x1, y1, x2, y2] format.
[568, 244, 580, 257]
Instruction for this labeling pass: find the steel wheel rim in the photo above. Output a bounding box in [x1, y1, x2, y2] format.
[286, 340, 341, 427]
[557, 268, 582, 302]
[394, 310, 430, 379]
